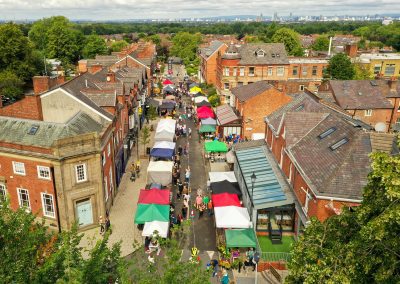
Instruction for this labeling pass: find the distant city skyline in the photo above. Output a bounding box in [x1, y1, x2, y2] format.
[0, 0, 399, 21]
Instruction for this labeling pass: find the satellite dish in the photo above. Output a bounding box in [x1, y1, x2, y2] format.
[375, 122, 386, 132]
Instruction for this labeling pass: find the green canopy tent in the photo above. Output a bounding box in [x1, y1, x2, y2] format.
[134, 204, 170, 224]
[204, 140, 228, 153]
[199, 124, 216, 133]
[225, 229, 257, 248]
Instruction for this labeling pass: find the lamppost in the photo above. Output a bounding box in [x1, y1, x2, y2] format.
[250, 172, 257, 220]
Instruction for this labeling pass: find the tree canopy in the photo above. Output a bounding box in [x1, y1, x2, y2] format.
[271, 28, 303, 56]
[286, 148, 400, 283]
[311, 36, 330, 51]
[82, 33, 109, 59]
[326, 53, 355, 80]
[170, 32, 202, 75]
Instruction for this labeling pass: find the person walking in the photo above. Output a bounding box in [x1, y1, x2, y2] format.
[177, 180, 183, 200]
[178, 145, 183, 156]
[198, 203, 205, 219]
[220, 269, 229, 284]
[105, 216, 111, 233]
[185, 167, 191, 183]
[188, 127, 192, 138]
[207, 199, 214, 216]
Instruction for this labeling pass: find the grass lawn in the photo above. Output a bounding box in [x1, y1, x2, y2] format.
[258, 235, 294, 253]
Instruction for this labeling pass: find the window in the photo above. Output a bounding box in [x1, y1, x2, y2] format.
[237, 82, 243, 87]
[385, 64, 395, 76]
[302, 67, 308, 76]
[104, 176, 108, 201]
[102, 152, 106, 166]
[12, 161, 26, 175]
[248, 67, 255, 76]
[17, 188, 30, 210]
[239, 67, 245, 76]
[37, 166, 51, 180]
[268, 67, 273, 76]
[292, 66, 298, 76]
[318, 127, 337, 139]
[312, 66, 318, 76]
[224, 82, 229, 90]
[277, 66, 284, 76]
[0, 183, 6, 202]
[299, 85, 305, 91]
[330, 137, 349, 151]
[224, 67, 230, 76]
[75, 164, 87, 183]
[373, 64, 381, 75]
[233, 68, 237, 76]
[107, 143, 111, 156]
[28, 125, 39, 135]
[365, 109, 373, 116]
[41, 193, 55, 218]
[396, 117, 400, 125]
[256, 50, 265, 57]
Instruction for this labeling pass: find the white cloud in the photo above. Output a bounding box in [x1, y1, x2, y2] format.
[0, 0, 399, 20]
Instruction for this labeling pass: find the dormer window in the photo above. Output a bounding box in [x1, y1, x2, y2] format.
[256, 50, 265, 57]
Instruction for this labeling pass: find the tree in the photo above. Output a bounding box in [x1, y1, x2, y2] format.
[140, 126, 151, 154]
[146, 105, 158, 122]
[286, 148, 400, 283]
[311, 36, 330, 51]
[0, 200, 127, 283]
[82, 34, 109, 59]
[170, 32, 202, 75]
[354, 63, 373, 79]
[110, 40, 129, 52]
[271, 28, 303, 56]
[326, 53, 355, 80]
[0, 70, 24, 99]
[208, 94, 220, 107]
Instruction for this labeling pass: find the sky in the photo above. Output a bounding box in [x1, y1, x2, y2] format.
[0, 0, 399, 20]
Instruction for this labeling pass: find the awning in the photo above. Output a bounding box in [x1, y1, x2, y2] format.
[142, 221, 169, 238]
[226, 151, 235, 163]
[150, 148, 175, 158]
[205, 140, 228, 152]
[147, 161, 174, 185]
[225, 229, 257, 248]
[138, 189, 170, 205]
[134, 204, 170, 224]
[199, 124, 216, 133]
[163, 79, 173, 85]
[194, 96, 209, 104]
[189, 82, 199, 88]
[190, 86, 202, 94]
[159, 100, 176, 110]
[163, 85, 175, 93]
[201, 118, 217, 125]
[196, 101, 212, 107]
[212, 193, 241, 207]
[209, 171, 237, 183]
[210, 180, 242, 196]
[214, 206, 251, 228]
[152, 141, 176, 150]
[215, 104, 239, 125]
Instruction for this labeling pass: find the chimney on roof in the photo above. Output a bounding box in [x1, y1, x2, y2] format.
[85, 79, 88, 88]
[106, 70, 116, 83]
[33, 75, 65, 95]
[388, 76, 397, 92]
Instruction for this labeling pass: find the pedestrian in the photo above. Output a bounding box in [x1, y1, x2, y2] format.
[207, 199, 214, 216]
[178, 145, 183, 156]
[99, 216, 105, 235]
[181, 204, 188, 219]
[185, 167, 191, 183]
[183, 145, 188, 155]
[221, 269, 229, 284]
[203, 194, 210, 206]
[144, 236, 152, 252]
[105, 216, 111, 233]
[195, 194, 203, 209]
[177, 180, 183, 200]
[198, 203, 205, 218]
[188, 127, 192, 138]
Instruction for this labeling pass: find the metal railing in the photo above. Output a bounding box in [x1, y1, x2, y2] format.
[260, 251, 292, 262]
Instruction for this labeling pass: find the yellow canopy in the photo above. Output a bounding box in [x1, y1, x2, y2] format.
[190, 86, 202, 94]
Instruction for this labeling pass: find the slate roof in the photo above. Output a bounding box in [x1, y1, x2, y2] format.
[83, 92, 116, 107]
[87, 55, 119, 67]
[287, 113, 372, 199]
[330, 80, 396, 109]
[0, 112, 105, 148]
[215, 104, 240, 125]
[231, 81, 273, 102]
[235, 43, 289, 65]
[200, 41, 225, 59]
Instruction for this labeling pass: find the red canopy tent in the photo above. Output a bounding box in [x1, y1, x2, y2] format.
[162, 79, 173, 85]
[138, 189, 170, 205]
[197, 106, 215, 119]
[212, 193, 241, 207]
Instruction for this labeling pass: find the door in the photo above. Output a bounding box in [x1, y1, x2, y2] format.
[76, 199, 93, 227]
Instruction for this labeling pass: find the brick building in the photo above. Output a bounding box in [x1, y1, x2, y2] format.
[356, 53, 400, 78]
[199, 41, 228, 85]
[230, 81, 292, 139]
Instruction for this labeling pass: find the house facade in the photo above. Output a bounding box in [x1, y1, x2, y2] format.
[199, 41, 228, 85]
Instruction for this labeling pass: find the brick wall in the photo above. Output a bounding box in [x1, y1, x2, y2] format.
[0, 94, 43, 120]
[350, 108, 393, 132]
[203, 45, 228, 86]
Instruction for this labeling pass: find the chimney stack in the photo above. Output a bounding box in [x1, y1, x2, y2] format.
[33, 76, 50, 95]
[106, 70, 116, 83]
[388, 76, 398, 92]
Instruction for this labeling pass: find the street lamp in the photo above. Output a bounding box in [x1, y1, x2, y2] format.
[250, 172, 257, 220]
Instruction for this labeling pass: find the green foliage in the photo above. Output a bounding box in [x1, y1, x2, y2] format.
[311, 36, 330, 51]
[0, 70, 24, 99]
[354, 63, 373, 79]
[208, 95, 220, 107]
[146, 105, 158, 121]
[170, 32, 202, 75]
[140, 125, 151, 153]
[0, 201, 127, 283]
[82, 34, 109, 59]
[326, 53, 355, 80]
[271, 28, 303, 56]
[286, 149, 400, 283]
[110, 40, 129, 52]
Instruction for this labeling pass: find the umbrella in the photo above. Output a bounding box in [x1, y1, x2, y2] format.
[134, 204, 170, 224]
[196, 101, 212, 107]
[189, 82, 199, 88]
[205, 140, 228, 153]
[199, 124, 216, 133]
[142, 221, 170, 238]
[210, 180, 242, 196]
[163, 85, 175, 93]
[212, 193, 241, 207]
[225, 229, 257, 248]
[163, 79, 173, 85]
[190, 86, 202, 94]
[138, 189, 170, 205]
[201, 118, 217, 125]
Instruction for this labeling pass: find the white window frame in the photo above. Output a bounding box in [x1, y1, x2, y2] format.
[224, 82, 230, 90]
[233, 68, 237, 76]
[12, 161, 26, 176]
[365, 109, 372, 117]
[280, 148, 284, 168]
[373, 64, 381, 75]
[299, 85, 305, 91]
[37, 166, 51, 180]
[224, 67, 230, 76]
[268, 67, 273, 76]
[277, 66, 284, 76]
[239, 67, 245, 76]
[17, 188, 30, 211]
[75, 164, 87, 183]
[0, 183, 7, 202]
[104, 176, 109, 201]
[107, 143, 111, 156]
[302, 67, 308, 76]
[41, 193, 55, 218]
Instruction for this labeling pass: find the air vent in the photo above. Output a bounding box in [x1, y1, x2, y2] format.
[28, 125, 39, 135]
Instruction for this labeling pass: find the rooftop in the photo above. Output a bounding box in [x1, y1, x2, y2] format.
[215, 104, 240, 125]
[199, 40, 225, 58]
[231, 80, 274, 102]
[222, 43, 289, 65]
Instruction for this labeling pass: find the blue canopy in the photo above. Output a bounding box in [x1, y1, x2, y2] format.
[150, 147, 175, 159]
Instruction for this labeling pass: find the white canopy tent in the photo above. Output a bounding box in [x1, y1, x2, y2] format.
[147, 161, 174, 185]
[142, 221, 169, 238]
[194, 96, 209, 104]
[154, 126, 175, 142]
[152, 141, 176, 150]
[209, 171, 237, 183]
[157, 118, 176, 130]
[214, 206, 252, 229]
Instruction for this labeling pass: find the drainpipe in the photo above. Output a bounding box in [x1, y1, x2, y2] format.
[50, 167, 62, 233]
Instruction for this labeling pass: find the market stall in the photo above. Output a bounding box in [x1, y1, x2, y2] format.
[212, 193, 241, 207]
[154, 126, 175, 142]
[150, 141, 176, 159]
[194, 96, 209, 104]
[138, 189, 170, 205]
[201, 118, 217, 125]
[142, 221, 170, 238]
[134, 204, 170, 224]
[190, 86, 202, 94]
[196, 100, 212, 108]
[162, 79, 174, 85]
[199, 124, 216, 133]
[210, 180, 242, 196]
[225, 229, 257, 248]
[147, 161, 174, 185]
[214, 206, 252, 228]
[209, 171, 237, 183]
[204, 140, 228, 153]
[197, 106, 215, 119]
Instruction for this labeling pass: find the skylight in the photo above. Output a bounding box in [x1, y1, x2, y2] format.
[318, 127, 336, 139]
[28, 125, 39, 135]
[329, 137, 349, 151]
[295, 104, 304, 111]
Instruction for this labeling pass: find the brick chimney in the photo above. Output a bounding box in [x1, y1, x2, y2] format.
[33, 75, 65, 95]
[78, 60, 88, 73]
[388, 76, 398, 92]
[345, 44, 358, 58]
[88, 64, 102, 74]
[106, 70, 116, 83]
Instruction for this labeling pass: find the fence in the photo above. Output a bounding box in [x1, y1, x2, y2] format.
[260, 252, 292, 262]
